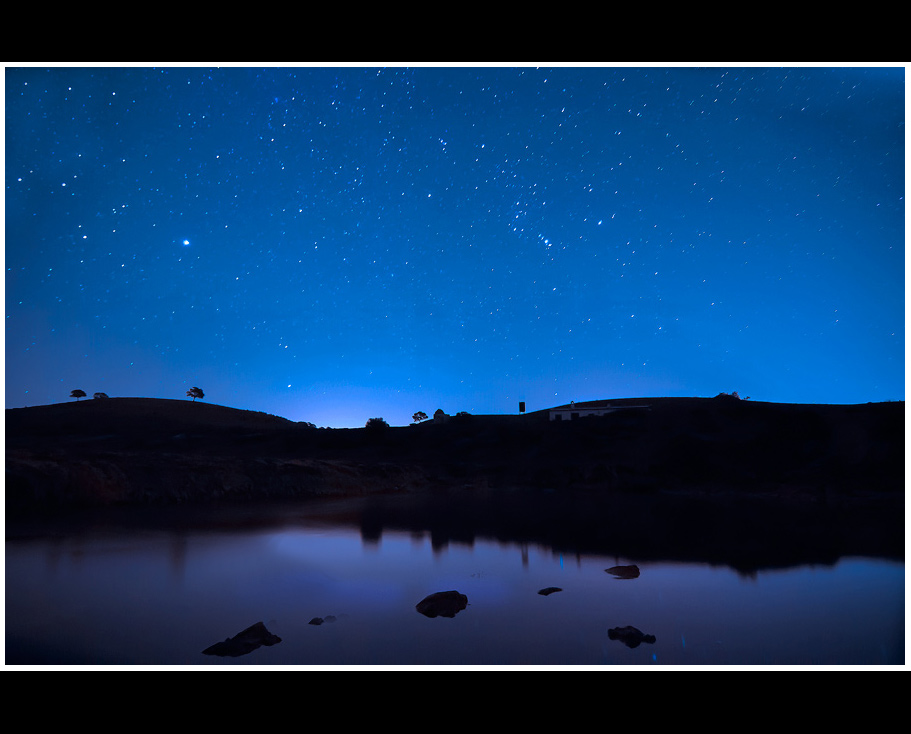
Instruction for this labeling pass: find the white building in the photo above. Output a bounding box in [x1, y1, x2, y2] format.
[548, 400, 650, 421]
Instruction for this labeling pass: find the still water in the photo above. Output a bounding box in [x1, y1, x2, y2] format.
[5, 496, 905, 666]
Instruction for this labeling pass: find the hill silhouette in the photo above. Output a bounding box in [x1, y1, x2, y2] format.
[7, 393, 903, 503]
[6, 395, 903, 572]
[6, 397, 293, 439]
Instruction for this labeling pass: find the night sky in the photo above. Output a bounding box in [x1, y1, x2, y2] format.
[4, 64, 905, 428]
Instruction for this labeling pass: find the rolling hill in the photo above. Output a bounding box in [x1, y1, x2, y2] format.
[6, 396, 904, 517]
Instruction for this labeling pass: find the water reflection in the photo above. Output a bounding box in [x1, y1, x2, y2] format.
[343, 491, 903, 576]
[5, 493, 904, 666]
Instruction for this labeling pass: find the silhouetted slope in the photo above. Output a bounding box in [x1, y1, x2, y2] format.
[6, 397, 292, 437]
[5, 396, 904, 516]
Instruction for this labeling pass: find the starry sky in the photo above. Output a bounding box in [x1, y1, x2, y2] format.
[4, 64, 905, 428]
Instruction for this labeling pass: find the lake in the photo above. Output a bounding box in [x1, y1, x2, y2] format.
[5, 494, 904, 667]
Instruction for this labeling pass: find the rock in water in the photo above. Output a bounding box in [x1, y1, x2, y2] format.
[605, 564, 640, 579]
[538, 587, 563, 596]
[607, 625, 656, 648]
[415, 590, 468, 618]
[202, 621, 282, 657]
[309, 614, 340, 625]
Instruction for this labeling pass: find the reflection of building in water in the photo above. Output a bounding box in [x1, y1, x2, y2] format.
[430, 531, 475, 555]
[358, 522, 481, 556]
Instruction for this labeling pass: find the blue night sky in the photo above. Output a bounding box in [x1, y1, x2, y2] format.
[4, 64, 905, 428]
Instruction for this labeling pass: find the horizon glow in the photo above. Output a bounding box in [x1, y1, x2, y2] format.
[4, 65, 905, 428]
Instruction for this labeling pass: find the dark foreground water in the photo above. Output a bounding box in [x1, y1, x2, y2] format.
[5, 495, 905, 667]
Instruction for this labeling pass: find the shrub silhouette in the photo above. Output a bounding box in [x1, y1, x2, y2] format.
[93, 392, 109, 399]
[365, 417, 389, 431]
[70, 389, 86, 401]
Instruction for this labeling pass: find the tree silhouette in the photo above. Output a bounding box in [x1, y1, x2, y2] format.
[412, 411, 429, 424]
[365, 417, 389, 431]
[70, 389, 86, 401]
[187, 386, 205, 401]
[93, 392, 109, 399]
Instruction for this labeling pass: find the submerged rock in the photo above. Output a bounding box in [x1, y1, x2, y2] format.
[538, 587, 563, 596]
[416, 590, 468, 618]
[309, 615, 340, 625]
[608, 625, 656, 648]
[202, 621, 282, 657]
[605, 564, 640, 579]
